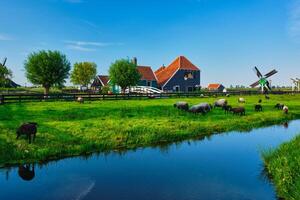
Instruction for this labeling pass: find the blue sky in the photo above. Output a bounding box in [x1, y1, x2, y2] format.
[0, 0, 300, 87]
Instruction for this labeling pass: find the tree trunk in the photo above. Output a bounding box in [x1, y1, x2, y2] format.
[44, 87, 50, 96]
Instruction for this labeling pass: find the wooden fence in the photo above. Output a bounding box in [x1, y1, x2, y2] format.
[0, 90, 298, 104]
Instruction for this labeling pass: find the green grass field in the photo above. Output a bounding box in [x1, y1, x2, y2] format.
[0, 94, 299, 167]
[263, 135, 300, 200]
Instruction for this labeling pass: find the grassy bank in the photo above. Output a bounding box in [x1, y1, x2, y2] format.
[0, 94, 299, 167]
[263, 136, 300, 200]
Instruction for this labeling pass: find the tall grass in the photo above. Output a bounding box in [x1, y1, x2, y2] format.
[0, 94, 299, 167]
[262, 135, 300, 200]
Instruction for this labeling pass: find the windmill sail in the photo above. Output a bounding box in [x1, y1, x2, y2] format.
[254, 66, 263, 78]
[2, 57, 7, 66]
[250, 80, 260, 88]
[265, 81, 271, 90]
[264, 69, 278, 78]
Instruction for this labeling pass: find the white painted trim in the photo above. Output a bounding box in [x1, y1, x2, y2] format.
[97, 76, 105, 87]
[162, 68, 180, 88]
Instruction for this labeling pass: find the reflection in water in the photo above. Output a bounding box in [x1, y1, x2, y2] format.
[283, 122, 289, 129]
[18, 164, 35, 181]
[1, 120, 300, 200]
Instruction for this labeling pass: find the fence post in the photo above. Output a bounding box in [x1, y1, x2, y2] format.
[0, 95, 4, 105]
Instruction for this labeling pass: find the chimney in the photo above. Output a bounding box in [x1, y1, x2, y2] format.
[132, 57, 137, 65]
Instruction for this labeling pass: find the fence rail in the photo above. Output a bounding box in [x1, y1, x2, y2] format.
[0, 90, 299, 104]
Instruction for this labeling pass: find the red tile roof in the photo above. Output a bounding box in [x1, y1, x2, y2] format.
[207, 84, 222, 89]
[137, 66, 156, 81]
[155, 56, 200, 86]
[98, 75, 109, 86]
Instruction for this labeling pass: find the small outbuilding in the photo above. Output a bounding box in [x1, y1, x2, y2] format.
[91, 75, 109, 91]
[207, 84, 225, 92]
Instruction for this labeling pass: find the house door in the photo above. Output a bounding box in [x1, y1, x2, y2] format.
[147, 81, 151, 87]
[174, 86, 180, 92]
[187, 86, 193, 92]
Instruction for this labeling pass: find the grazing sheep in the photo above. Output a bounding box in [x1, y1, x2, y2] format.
[77, 97, 84, 104]
[189, 103, 211, 114]
[258, 99, 262, 103]
[265, 95, 270, 100]
[254, 104, 263, 112]
[275, 103, 284, 110]
[214, 99, 227, 108]
[174, 101, 189, 111]
[230, 107, 246, 116]
[200, 94, 204, 98]
[16, 122, 37, 144]
[283, 106, 289, 114]
[238, 97, 245, 103]
[222, 105, 232, 114]
[226, 94, 230, 97]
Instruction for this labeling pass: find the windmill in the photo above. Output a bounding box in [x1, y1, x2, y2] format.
[250, 66, 278, 93]
[1, 57, 7, 67]
[291, 78, 300, 92]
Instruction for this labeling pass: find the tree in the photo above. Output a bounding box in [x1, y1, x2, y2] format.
[108, 58, 141, 93]
[0, 62, 12, 87]
[24, 50, 71, 95]
[70, 62, 97, 89]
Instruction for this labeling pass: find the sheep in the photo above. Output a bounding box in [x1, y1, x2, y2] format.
[238, 97, 245, 103]
[283, 106, 289, 114]
[226, 94, 230, 97]
[230, 107, 246, 116]
[254, 104, 263, 112]
[16, 122, 38, 144]
[222, 105, 232, 114]
[214, 99, 227, 108]
[265, 95, 270, 100]
[258, 99, 262, 103]
[189, 103, 211, 114]
[77, 97, 84, 104]
[275, 103, 284, 110]
[174, 101, 189, 111]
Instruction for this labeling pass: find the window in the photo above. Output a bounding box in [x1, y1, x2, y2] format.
[147, 81, 151, 87]
[174, 86, 180, 92]
[184, 71, 194, 80]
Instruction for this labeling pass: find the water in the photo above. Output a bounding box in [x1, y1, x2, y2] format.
[1, 121, 300, 200]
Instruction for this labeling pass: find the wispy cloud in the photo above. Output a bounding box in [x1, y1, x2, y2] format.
[64, 40, 123, 51]
[66, 44, 96, 52]
[0, 34, 13, 41]
[288, 0, 300, 41]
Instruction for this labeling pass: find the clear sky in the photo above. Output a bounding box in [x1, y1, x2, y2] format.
[0, 0, 300, 87]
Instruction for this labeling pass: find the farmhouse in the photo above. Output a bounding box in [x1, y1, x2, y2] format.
[132, 57, 158, 88]
[207, 83, 225, 92]
[155, 56, 201, 92]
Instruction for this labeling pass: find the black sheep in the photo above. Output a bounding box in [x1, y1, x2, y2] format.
[275, 103, 284, 110]
[230, 107, 245, 116]
[16, 122, 38, 144]
[258, 99, 262, 103]
[222, 105, 232, 114]
[254, 104, 263, 111]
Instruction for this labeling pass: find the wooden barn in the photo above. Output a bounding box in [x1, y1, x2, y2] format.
[154, 56, 201, 92]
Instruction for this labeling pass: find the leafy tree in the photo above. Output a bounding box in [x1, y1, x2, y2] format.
[109, 58, 141, 93]
[24, 50, 71, 95]
[70, 62, 97, 88]
[0, 62, 12, 87]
